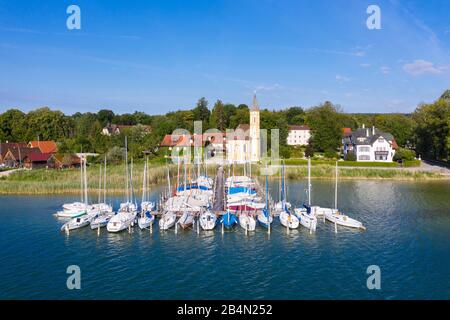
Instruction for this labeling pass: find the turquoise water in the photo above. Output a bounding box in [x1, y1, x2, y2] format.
[0, 180, 449, 299]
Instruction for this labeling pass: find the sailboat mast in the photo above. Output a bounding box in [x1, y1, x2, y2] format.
[130, 158, 134, 205]
[335, 161, 338, 210]
[103, 156, 107, 204]
[98, 164, 102, 204]
[184, 157, 187, 191]
[142, 159, 147, 204]
[125, 137, 129, 203]
[308, 157, 311, 206]
[80, 157, 84, 203]
[83, 157, 88, 206]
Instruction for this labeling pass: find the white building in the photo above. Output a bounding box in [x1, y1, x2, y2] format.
[343, 125, 398, 162]
[226, 95, 261, 163]
[287, 125, 311, 146]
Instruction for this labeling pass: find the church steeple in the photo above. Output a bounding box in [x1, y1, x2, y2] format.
[252, 93, 259, 111]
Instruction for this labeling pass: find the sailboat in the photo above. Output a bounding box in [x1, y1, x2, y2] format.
[107, 138, 138, 233]
[220, 210, 238, 229]
[294, 157, 318, 232]
[278, 162, 299, 229]
[324, 162, 366, 230]
[91, 157, 115, 229]
[257, 175, 273, 228]
[238, 212, 256, 231]
[159, 167, 177, 230]
[199, 208, 217, 230]
[61, 158, 97, 231]
[138, 158, 155, 229]
[177, 211, 194, 229]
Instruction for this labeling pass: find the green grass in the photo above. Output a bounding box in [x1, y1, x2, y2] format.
[283, 158, 421, 168]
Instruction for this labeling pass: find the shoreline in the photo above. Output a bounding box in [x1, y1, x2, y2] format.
[0, 164, 447, 195]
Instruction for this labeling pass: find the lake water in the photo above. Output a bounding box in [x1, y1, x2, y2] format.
[0, 180, 449, 299]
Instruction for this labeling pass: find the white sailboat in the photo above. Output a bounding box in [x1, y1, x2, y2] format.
[278, 162, 299, 229]
[138, 158, 155, 229]
[90, 157, 115, 229]
[107, 138, 137, 233]
[159, 167, 177, 230]
[294, 157, 318, 232]
[199, 209, 216, 230]
[239, 212, 256, 231]
[177, 211, 194, 229]
[256, 175, 273, 229]
[324, 162, 366, 231]
[61, 158, 97, 231]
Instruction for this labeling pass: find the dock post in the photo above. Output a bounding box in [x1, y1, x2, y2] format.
[175, 222, 178, 234]
[221, 222, 224, 234]
[268, 221, 271, 235]
[128, 225, 131, 234]
[65, 225, 70, 235]
[150, 222, 152, 234]
[97, 225, 100, 236]
[334, 221, 337, 234]
[197, 219, 200, 234]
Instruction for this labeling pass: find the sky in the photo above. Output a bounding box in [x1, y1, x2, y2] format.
[0, 0, 449, 114]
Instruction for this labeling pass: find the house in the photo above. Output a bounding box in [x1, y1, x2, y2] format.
[0, 142, 27, 164]
[23, 153, 55, 169]
[54, 154, 82, 169]
[101, 124, 151, 136]
[28, 141, 58, 154]
[226, 95, 260, 163]
[2, 147, 41, 168]
[160, 95, 262, 164]
[287, 125, 311, 146]
[342, 125, 398, 162]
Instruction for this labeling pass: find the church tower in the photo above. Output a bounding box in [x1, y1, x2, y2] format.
[249, 94, 260, 162]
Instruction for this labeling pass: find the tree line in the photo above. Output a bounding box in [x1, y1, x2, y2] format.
[0, 90, 448, 162]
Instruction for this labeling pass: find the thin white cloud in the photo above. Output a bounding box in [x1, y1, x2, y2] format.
[380, 66, 390, 74]
[403, 60, 445, 75]
[360, 63, 371, 68]
[335, 75, 350, 83]
[254, 83, 283, 93]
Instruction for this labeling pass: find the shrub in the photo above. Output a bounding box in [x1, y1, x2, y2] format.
[393, 148, 416, 161]
[345, 150, 356, 161]
[305, 144, 314, 158]
[324, 149, 338, 159]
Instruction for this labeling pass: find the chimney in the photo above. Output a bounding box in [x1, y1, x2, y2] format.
[372, 126, 375, 135]
[366, 128, 369, 137]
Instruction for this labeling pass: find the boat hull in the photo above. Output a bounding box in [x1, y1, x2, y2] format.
[279, 211, 300, 229]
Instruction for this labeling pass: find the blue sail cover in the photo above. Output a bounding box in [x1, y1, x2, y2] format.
[227, 187, 256, 195]
[177, 184, 209, 192]
[303, 204, 311, 214]
[221, 211, 238, 228]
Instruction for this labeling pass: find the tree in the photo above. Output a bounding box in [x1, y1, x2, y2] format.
[284, 106, 305, 124]
[210, 100, 225, 131]
[305, 102, 342, 152]
[0, 109, 27, 141]
[97, 109, 115, 126]
[412, 94, 450, 160]
[25, 107, 74, 141]
[192, 97, 210, 127]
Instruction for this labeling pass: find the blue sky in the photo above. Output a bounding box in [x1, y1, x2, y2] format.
[0, 0, 449, 114]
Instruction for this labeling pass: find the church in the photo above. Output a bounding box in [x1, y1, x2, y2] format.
[225, 94, 261, 163]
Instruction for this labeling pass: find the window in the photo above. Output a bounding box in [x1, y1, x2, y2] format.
[359, 146, 370, 152]
[358, 155, 370, 161]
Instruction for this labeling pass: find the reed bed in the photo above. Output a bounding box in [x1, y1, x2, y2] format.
[0, 163, 444, 195]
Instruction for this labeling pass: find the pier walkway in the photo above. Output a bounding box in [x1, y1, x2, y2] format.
[212, 166, 225, 213]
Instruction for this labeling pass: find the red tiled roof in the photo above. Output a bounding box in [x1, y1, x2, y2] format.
[342, 127, 352, 135]
[288, 125, 310, 131]
[391, 139, 399, 150]
[28, 141, 58, 154]
[26, 152, 52, 162]
[0, 143, 27, 157]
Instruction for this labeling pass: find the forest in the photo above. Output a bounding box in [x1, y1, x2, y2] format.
[0, 90, 448, 163]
